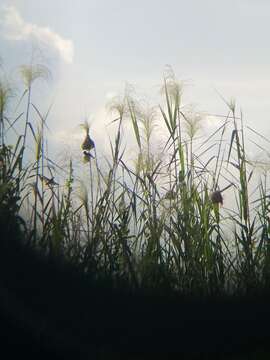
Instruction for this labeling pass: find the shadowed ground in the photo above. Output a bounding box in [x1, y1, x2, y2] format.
[0, 226, 270, 359]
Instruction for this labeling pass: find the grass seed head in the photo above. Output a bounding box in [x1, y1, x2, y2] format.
[183, 109, 203, 139]
[0, 79, 14, 114]
[106, 95, 126, 119]
[19, 64, 50, 89]
[80, 120, 90, 134]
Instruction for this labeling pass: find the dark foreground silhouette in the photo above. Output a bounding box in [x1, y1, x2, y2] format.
[1, 226, 270, 359]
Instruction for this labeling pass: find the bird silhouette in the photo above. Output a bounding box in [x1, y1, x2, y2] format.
[80, 121, 95, 162]
[81, 133, 95, 151]
[82, 150, 95, 163]
[39, 175, 58, 187]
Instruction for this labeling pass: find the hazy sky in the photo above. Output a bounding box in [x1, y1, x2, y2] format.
[1, 0, 270, 158]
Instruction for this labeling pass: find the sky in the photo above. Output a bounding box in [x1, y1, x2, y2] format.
[0, 0, 270, 165]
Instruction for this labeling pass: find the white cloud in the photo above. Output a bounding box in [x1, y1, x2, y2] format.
[0, 5, 74, 63]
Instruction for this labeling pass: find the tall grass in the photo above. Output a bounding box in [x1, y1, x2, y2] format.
[1, 60, 270, 297]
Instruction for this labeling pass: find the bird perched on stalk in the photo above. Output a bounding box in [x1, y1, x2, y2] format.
[210, 190, 223, 206]
[39, 175, 58, 187]
[210, 183, 234, 207]
[82, 150, 95, 163]
[80, 121, 95, 152]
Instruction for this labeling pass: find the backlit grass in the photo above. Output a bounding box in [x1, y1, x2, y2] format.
[1, 60, 270, 297]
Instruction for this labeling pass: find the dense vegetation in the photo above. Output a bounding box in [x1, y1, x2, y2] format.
[1, 61, 270, 357]
[1, 62, 270, 295]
